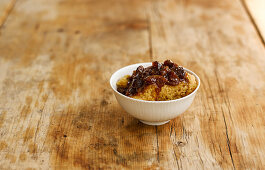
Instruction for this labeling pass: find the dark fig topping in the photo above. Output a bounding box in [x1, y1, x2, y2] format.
[164, 60, 174, 67]
[175, 66, 185, 79]
[168, 71, 179, 83]
[136, 65, 144, 73]
[144, 75, 167, 88]
[117, 60, 188, 96]
[152, 61, 162, 70]
[117, 86, 126, 95]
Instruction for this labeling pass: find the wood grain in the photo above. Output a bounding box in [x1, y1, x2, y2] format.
[148, 0, 265, 169]
[0, 0, 264, 169]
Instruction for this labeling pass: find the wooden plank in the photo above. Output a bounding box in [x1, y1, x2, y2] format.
[149, 0, 265, 169]
[0, 0, 264, 169]
[0, 0, 154, 169]
[243, 0, 265, 43]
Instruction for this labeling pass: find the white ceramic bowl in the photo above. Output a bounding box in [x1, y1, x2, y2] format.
[110, 62, 200, 126]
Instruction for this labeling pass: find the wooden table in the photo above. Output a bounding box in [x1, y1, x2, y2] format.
[0, 0, 264, 169]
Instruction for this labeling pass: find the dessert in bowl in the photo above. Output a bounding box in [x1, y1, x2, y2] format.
[110, 60, 200, 125]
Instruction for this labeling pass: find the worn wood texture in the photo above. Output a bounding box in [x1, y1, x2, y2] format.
[149, 0, 265, 169]
[0, 0, 264, 169]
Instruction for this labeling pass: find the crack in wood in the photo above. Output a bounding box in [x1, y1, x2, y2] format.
[214, 70, 234, 125]
[182, 124, 189, 145]
[169, 125, 173, 137]
[222, 111, 236, 170]
[155, 126, 160, 163]
[224, 92, 234, 125]
[214, 71, 236, 170]
[204, 67, 238, 169]
[198, 152, 204, 168]
[207, 29, 238, 167]
[173, 148, 181, 170]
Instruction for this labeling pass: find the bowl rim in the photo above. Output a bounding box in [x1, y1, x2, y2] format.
[110, 62, 200, 103]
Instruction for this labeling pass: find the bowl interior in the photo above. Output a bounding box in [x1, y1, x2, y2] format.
[110, 62, 200, 102]
[110, 63, 151, 91]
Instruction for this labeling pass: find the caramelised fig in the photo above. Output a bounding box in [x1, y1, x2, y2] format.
[136, 65, 144, 73]
[152, 61, 162, 70]
[175, 66, 185, 79]
[144, 75, 167, 88]
[167, 71, 179, 85]
[117, 60, 189, 96]
[163, 60, 174, 67]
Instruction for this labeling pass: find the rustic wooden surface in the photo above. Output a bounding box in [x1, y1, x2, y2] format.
[244, 0, 265, 43]
[0, 0, 264, 169]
